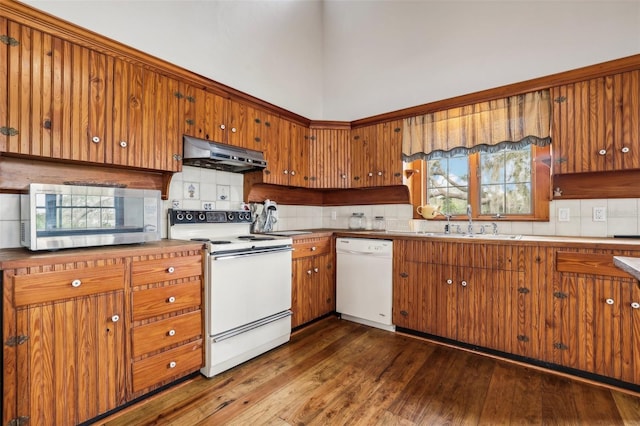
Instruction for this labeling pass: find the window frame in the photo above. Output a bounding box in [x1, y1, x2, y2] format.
[407, 144, 550, 221]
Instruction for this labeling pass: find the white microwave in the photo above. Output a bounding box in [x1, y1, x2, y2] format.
[20, 183, 161, 251]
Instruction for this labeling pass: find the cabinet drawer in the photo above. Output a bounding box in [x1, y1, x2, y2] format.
[293, 238, 331, 259]
[13, 263, 125, 307]
[132, 254, 202, 286]
[132, 310, 202, 358]
[132, 339, 203, 393]
[133, 281, 201, 321]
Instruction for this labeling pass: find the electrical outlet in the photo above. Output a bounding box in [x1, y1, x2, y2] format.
[593, 206, 606, 222]
[558, 208, 570, 222]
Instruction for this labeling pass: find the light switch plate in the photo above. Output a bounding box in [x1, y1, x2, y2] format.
[593, 206, 606, 222]
[558, 208, 570, 222]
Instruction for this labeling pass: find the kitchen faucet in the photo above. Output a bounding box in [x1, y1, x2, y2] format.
[467, 204, 473, 234]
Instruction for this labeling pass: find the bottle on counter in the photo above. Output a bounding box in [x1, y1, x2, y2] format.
[372, 216, 386, 231]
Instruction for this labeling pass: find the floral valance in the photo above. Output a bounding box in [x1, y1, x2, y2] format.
[402, 89, 552, 161]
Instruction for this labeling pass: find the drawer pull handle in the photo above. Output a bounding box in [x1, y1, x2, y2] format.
[168, 296, 176, 303]
[169, 361, 177, 369]
[632, 302, 640, 309]
[606, 298, 615, 305]
[71, 279, 82, 288]
[167, 266, 175, 273]
[168, 329, 176, 336]
[111, 315, 120, 323]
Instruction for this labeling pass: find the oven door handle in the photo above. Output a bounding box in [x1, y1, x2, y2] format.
[211, 246, 293, 260]
[212, 310, 293, 343]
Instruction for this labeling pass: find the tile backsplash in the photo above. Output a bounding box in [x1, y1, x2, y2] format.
[2, 172, 640, 249]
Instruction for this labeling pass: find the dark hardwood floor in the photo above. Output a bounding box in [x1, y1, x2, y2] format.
[98, 316, 640, 425]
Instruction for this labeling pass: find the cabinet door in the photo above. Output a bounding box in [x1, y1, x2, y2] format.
[314, 253, 335, 318]
[552, 71, 640, 174]
[350, 126, 374, 188]
[262, 118, 290, 186]
[3, 21, 111, 163]
[308, 127, 351, 188]
[291, 257, 314, 328]
[620, 280, 640, 384]
[286, 120, 310, 187]
[181, 84, 226, 143]
[14, 291, 126, 426]
[373, 120, 404, 186]
[225, 99, 247, 148]
[111, 60, 182, 171]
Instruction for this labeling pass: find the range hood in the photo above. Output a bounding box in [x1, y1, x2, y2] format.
[182, 135, 267, 173]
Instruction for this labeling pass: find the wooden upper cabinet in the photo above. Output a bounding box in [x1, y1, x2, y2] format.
[2, 20, 111, 163]
[351, 121, 403, 187]
[180, 83, 246, 148]
[111, 59, 182, 171]
[262, 117, 309, 187]
[308, 127, 351, 188]
[552, 70, 640, 174]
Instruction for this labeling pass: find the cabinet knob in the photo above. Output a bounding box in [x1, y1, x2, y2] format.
[168, 329, 176, 336]
[111, 315, 120, 323]
[461, 280, 468, 287]
[377, 171, 383, 176]
[622, 147, 630, 153]
[311, 246, 317, 251]
[119, 140, 127, 148]
[307, 270, 312, 275]
[220, 124, 226, 130]
[167, 296, 176, 303]
[606, 298, 615, 305]
[368, 172, 373, 177]
[290, 170, 296, 176]
[314, 267, 319, 273]
[283, 170, 289, 175]
[340, 174, 347, 179]
[91, 136, 101, 143]
[71, 279, 82, 288]
[167, 266, 175, 274]
[231, 127, 237, 133]
[598, 149, 607, 155]
[446, 279, 453, 285]
[632, 302, 640, 309]
[168, 361, 177, 369]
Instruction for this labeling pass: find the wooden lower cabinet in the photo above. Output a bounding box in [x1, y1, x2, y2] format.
[291, 237, 335, 328]
[1, 243, 204, 426]
[552, 248, 640, 384]
[393, 239, 640, 390]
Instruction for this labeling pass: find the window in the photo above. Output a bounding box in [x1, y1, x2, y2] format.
[417, 143, 549, 220]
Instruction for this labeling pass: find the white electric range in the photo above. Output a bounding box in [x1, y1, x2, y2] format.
[167, 209, 293, 378]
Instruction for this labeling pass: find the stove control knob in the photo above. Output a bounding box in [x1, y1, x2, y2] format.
[198, 212, 206, 221]
[227, 213, 235, 222]
[185, 213, 193, 221]
[243, 213, 251, 221]
[176, 212, 184, 221]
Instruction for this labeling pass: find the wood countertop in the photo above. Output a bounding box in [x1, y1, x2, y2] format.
[0, 239, 205, 269]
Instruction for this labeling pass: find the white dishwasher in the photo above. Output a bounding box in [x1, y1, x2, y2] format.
[336, 238, 395, 332]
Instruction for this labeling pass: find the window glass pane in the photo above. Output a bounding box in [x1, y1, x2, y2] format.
[426, 155, 469, 215]
[480, 145, 532, 215]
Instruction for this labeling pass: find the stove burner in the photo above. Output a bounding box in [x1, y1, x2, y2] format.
[237, 235, 276, 241]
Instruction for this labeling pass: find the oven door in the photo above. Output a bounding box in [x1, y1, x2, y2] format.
[207, 246, 293, 335]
